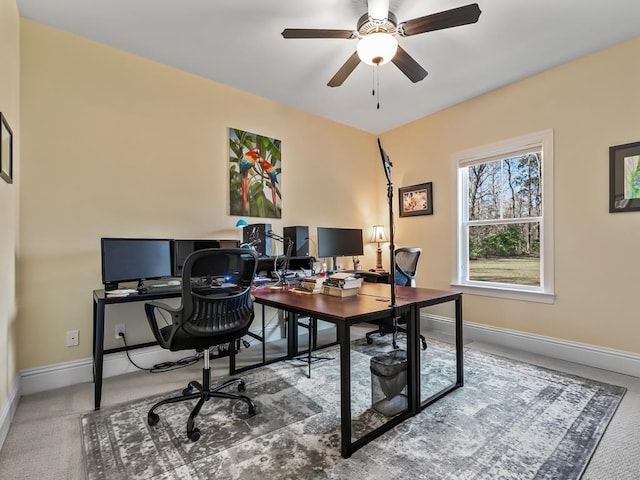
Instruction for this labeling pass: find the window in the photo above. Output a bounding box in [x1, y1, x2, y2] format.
[452, 130, 554, 303]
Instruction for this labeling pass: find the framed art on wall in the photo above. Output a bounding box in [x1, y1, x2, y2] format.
[399, 182, 433, 217]
[0, 112, 13, 184]
[229, 127, 282, 219]
[610, 141, 640, 213]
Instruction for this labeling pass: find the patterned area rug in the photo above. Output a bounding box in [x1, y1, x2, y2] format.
[81, 340, 626, 479]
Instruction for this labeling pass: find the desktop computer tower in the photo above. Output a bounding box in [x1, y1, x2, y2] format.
[284, 226, 309, 257]
[243, 223, 272, 256]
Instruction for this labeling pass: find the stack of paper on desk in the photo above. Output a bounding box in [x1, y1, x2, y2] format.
[321, 285, 359, 297]
[323, 272, 363, 289]
[320, 272, 362, 297]
[298, 276, 324, 293]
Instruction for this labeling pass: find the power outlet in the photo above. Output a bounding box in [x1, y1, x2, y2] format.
[66, 330, 79, 347]
[115, 324, 126, 340]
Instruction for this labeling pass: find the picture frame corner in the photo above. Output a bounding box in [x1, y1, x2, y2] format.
[1, 111, 14, 184]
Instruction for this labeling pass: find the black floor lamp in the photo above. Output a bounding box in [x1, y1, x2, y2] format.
[378, 138, 397, 311]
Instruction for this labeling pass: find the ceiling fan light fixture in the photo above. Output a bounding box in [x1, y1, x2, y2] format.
[356, 33, 398, 66]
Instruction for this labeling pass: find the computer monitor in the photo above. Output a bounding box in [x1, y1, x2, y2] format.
[173, 239, 240, 276]
[101, 238, 173, 291]
[188, 250, 255, 288]
[317, 227, 364, 270]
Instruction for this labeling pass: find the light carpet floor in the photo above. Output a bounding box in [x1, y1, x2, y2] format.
[79, 338, 626, 479]
[1, 330, 639, 479]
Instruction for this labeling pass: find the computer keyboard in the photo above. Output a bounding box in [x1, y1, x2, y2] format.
[145, 284, 182, 294]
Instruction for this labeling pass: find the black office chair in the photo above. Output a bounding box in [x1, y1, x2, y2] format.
[144, 248, 259, 442]
[365, 247, 428, 350]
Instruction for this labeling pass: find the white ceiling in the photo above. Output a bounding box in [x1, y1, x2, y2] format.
[17, 0, 640, 134]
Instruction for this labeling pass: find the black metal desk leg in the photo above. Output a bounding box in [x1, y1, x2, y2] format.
[455, 295, 464, 387]
[261, 304, 266, 364]
[338, 322, 352, 458]
[286, 310, 298, 358]
[93, 297, 105, 410]
[92, 299, 97, 383]
[407, 307, 420, 414]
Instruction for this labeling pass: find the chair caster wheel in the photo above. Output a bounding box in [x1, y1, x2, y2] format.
[237, 381, 246, 393]
[188, 428, 201, 442]
[366, 337, 373, 345]
[248, 404, 257, 416]
[182, 387, 193, 395]
[421, 339, 428, 350]
[147, 412, 160, 426]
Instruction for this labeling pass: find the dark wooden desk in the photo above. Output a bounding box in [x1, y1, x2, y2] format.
[252, 283, 463, 458]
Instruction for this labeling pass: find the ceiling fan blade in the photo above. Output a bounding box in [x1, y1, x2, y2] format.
[281, 29, 355, 39]
[391, 46, 428, 83]
[399, 3, 481, 37]
[368, 0, 390, 21]
[327, 51, 361, 87]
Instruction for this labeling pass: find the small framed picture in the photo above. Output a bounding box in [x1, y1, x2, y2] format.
[610, 141, 640, 213]
[399, 182, 433, 217]
[1, 112, 13, 184]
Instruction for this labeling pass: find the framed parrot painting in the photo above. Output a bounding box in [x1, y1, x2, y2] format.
[229, 128, 282, 218]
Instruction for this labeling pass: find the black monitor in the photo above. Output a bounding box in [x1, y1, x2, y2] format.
[173, 239, 240, 276]
[188, 249, 254, 287]
[317, 227, 364, 270]
[101, 238, 173, 291]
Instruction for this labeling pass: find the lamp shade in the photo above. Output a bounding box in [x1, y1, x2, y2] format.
[370, 225, 388, 243]
[235, 219, 248, 228]
[356, 33, 398, 66]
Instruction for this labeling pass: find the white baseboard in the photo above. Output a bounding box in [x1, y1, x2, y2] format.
[0, 376, 20, 451]
[20, 346, 189, 396]
[423, 313, 640, 378]
[14, 316, 640, 398]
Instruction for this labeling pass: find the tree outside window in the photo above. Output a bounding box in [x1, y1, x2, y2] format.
[453, 130, 554, 303]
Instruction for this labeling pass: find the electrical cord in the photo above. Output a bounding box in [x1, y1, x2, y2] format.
[118, 332, 203, 373]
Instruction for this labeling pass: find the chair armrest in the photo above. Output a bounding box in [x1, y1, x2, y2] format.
[146, 300, 179, 313]
[144, 301, 181, 349]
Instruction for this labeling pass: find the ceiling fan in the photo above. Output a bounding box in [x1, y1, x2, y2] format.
[281, 0, 481, 87]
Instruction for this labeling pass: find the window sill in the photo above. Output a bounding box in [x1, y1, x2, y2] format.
[450, 283, 555, 304]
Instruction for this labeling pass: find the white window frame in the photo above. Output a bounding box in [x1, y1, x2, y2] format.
[451, 130, 555, 304]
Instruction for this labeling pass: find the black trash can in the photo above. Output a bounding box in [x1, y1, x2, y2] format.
[370, 349, 408, 416]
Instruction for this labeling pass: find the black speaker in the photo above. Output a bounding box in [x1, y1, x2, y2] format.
[243, 223, 272, 256]
[284, 226, 309, 257]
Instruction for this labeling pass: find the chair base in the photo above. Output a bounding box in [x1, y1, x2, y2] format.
[147, 351, 256, 442]
[365, 325, 428, 351]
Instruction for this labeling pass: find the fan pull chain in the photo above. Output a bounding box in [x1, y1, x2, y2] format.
[376, 66, 381, 110]
[372, 67, 375, 97]
[371, 66, 381, 110]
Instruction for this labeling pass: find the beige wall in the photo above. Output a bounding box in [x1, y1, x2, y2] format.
[18, 20, 386, 369]
[15, 18, 640, 374]
[382, 35, 640, 355]
[0, 0, 20, 409]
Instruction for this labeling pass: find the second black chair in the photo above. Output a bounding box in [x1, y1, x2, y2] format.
[144, 248, 259, 442]
[365, 247, 428, 350]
